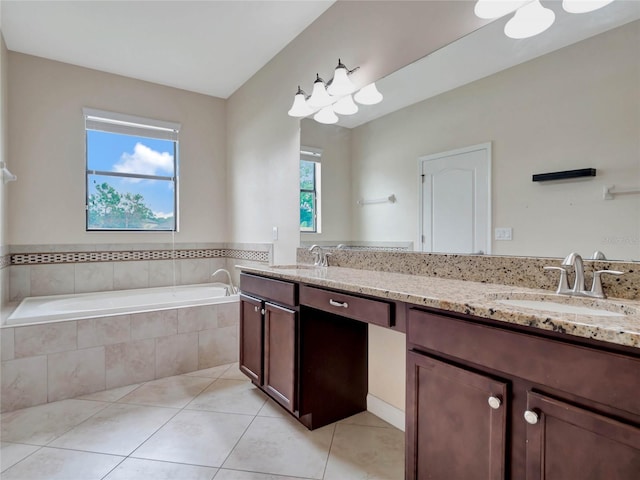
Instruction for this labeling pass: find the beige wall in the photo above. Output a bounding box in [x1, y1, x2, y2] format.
[7, 53, 227, 246]
[350, 21, 640, 260]
[1, 34, 9, 305]
[300, 119, 352, 243]
[226, 1, 489, 264]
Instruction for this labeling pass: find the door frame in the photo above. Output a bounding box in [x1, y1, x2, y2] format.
[417, 142, 492, 254]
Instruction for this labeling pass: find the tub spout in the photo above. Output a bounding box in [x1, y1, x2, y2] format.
[212, 269, 238, 295]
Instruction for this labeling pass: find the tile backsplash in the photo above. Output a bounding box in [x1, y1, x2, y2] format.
[4, 243, 271, 304]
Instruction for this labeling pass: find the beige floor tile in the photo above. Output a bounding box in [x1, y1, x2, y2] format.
[186, 379, 267, 415]
[219, 363, 247, 380]
[0, 399, 109, 445]
[184, 363, 233, 378]
[118, 375, 213, 408]
[0, 442, 40, 472]
[104, 458, 217, 480]
[256, 398, 289, 419]
[222, 416, 334, 479]
[0, 447, 123, 480]
[214, 469, 312, 480]
[338, 411, 396, 429]
[323, 423, 405, 480]
[49, 403, 178, 456]
[78, 383, 143, 402]
[132, 409, 253, 467]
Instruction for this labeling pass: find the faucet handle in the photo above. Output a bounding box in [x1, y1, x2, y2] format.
[544, 266, 570, 294]
[589, 270, 624, 299]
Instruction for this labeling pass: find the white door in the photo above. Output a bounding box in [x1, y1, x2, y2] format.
[419, 143, 491, 254]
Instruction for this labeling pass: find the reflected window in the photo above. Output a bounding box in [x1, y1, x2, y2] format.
[84, 109, 180, 231]
[300, 147, 322, 233]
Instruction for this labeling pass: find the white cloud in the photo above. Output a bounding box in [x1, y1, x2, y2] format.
[114, 143, 173, 177]
[153, 211, 174, 219]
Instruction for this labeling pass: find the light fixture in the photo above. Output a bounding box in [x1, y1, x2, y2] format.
[288, 59, 382, 124]
[354, 83, 383, 105]
[307, 74, 334, 109]
[504, 0, 555, 39]
[287, 86, 315, 118]
[562, 0, 614, 13]
[313, 105, 339, 125]
[333, 95, 359, 115]
[327, 59, 357, 96]
[474, 0, 529, 19]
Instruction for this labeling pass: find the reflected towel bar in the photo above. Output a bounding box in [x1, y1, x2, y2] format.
[603, 185, 640, 200]
[357, 194, 396, 206]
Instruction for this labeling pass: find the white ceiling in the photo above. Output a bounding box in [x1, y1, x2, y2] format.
[0, 0, 335, 98]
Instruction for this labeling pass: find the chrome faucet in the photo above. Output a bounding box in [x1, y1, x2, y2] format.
[309, 244, 329, 267]
[211, 268, 238, 295]
[545, 252, 623, 299]
[562, 252, 586, 295]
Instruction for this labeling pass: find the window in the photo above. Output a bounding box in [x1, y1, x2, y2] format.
[300, 147, 322, 233]
[84, 108, 180, 231]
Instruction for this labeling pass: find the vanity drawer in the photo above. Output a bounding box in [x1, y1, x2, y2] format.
[240, 273, 297, 307]
[408, 308, 640, 417]
[300, 285, 392, 328]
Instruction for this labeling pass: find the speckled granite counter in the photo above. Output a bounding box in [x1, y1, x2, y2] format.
[238, 265, 640, 350]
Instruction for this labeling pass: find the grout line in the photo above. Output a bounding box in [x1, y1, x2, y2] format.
[320, 422, 338, 480]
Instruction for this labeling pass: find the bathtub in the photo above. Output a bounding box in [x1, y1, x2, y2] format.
[6, 283, 238, 326]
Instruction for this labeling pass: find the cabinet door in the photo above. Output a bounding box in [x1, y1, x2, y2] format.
[406, 351, 508, 480]
[525, 392, 640, 480]
[239, 294, 263, 385]
[264, 302, 297, 412]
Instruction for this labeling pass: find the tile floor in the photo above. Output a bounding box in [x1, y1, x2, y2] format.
[0, 362, 404, 480]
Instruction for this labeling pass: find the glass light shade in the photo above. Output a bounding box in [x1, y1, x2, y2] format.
[288, 92, 314, 118]
[332, 95, 359, 115]
[313, 106, 338, 124]
[504, 0, 555, 39]
[562, 0, 614, 13]
[327, 64, 356, 96]
[307, 75, 334, 108]
[474, 0, 529, 19]
[354, 83, 383, 105]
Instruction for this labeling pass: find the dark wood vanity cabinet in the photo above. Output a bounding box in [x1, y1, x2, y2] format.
[406, 307, 640, 480]
[239, 273, 369, 429]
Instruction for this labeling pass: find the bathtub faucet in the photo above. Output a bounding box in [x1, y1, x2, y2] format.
[211, 269, 238, 296]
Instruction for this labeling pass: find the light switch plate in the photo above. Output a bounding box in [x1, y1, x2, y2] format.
[272, 226, 278, 240]
[495, 227, 513, 241]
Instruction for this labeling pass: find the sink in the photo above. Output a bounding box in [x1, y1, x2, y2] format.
[269, 264, 319, 270]
[487, 293, 637, 318]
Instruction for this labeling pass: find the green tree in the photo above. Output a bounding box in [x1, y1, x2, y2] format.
[88, 182, 158, 229]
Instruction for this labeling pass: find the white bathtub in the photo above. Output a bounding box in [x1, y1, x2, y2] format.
[6, 283, 238, 326]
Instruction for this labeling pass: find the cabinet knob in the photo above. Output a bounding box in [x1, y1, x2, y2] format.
[487, 396, 502, 410]
[524, 410, 539, 425]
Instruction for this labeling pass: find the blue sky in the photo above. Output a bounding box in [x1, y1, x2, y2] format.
[87, 130, 176, 217]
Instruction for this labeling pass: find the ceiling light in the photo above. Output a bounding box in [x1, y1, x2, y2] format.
[307, 74, 334, 109]
[332, 95, 359, 115]
[474, 0, 530, 19]
[313, 106, 339, 125]
[504, 0, 555, 39]
[287, 86, 315, 118]
[562, 0, 614, 13]
[354, 83, 383, 105]
[327, 59, 357, 96]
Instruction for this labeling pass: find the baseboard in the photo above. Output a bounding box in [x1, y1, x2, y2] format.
[367, 393, 405, 431]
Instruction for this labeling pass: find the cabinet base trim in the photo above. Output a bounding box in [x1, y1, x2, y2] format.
[367, 394, 405, 431]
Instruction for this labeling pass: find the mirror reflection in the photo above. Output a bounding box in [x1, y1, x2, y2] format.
[300, 2, 640, 261]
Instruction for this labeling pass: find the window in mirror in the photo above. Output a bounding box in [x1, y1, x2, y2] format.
[300, 147, 322, 233]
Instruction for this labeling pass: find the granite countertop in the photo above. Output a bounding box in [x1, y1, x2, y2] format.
[238, 264, 640, 350]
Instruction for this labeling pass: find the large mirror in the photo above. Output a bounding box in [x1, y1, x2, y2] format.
[300, 2, 640, 261]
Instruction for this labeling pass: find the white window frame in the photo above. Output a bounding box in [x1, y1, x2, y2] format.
[83, 108, 181, 232]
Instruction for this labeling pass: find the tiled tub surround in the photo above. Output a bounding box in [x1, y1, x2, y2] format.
[0, 299, 239, 413]
[5, 243, 270, 303]
[297, 248, 640, 300]
[241, 264, 640, 349]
